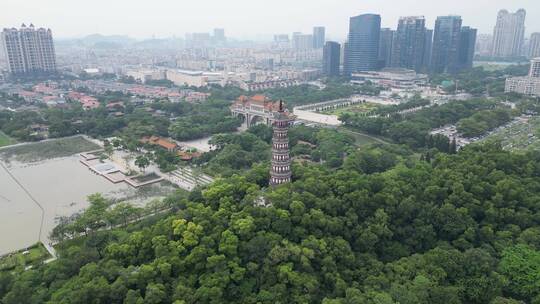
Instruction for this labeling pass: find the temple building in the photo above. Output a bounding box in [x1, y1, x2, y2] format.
[269, 100, 293, 186]
[231, 94, 288, 127]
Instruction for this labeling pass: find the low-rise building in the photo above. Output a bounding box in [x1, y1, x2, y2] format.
[80, 96, 100, 110]
[67, 91, 100, 110]
[106, 101, 125, 112]
[140, 136, 179, 152]
[177, 151, 202, 161]
[29, 124, 49, 138]
[42, 95, 66, 107]
[166, 69, 207, 87]
[182, 90, 210, 102]
[351, 68, 428, 89]
[125, 68, 166, 84]
[505, 77, 540, 96]
[233, 79, 300, 92]
[505, 58, 540, 96]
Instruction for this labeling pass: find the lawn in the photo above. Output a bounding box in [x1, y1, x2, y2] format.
[338, 127, 389, 147]
[0, 136, 100, 163]
[321, 102, 383, 116]
[0, 131, 15, 147]
[0, 242, 51, 272]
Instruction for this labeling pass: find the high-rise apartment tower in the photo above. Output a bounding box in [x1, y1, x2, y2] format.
[344, 14, 381, 75]
[323, 41, 341, 77]
[491, 9, 526, 58]
[431, 16, 462, 74]
[1, 24, 57, 77]
[378, 28, 394, 69]
[458, 26, 477, 70]
[528, 33, 540, 59]
[391, 16, 426, 72]
[313, 26, 326, 49]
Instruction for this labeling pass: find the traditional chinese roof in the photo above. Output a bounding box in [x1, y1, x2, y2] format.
[140, 136, 178, 151]
[156, 139, 177, 150]
[232, 94, 284, 111]
[177, 151, 202, 161]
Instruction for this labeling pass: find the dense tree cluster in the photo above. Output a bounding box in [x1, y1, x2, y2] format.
[0, 110, 45, 140]
[50, 192, 187, 246]
[2, 143, 540, 303]
[200, 131, 271, 177]
[0, 91, 26, 107]
[373, 96, 430, 117]
[288, 126, 355, 168]
[168, 105, 241, 141]
[430, 65, 530, 96]
[341, 98, 500, 148]
[457, 108, 514, 138]
[264, 82, 381, 108]
[425, 134, 457, 154]
[0, 98, 240, 143]
[197, 125, 355, 177]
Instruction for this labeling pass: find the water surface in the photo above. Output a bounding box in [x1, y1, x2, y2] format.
[0, 156, 132, 255]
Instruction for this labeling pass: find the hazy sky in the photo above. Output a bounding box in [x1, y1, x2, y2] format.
[1, 0, 539, 40]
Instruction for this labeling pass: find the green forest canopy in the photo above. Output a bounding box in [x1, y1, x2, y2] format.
[2, 143, 540, 303]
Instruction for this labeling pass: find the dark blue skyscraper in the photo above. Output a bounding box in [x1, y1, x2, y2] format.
[431, 16, 462, 74]
[323, 41, 341, 77]
[423, 29, 433, 70]
[458, 26, 477, 71]
[391, 16, 426, 72]
[378, 28, 394, 69]
[344, 14, 381, 75]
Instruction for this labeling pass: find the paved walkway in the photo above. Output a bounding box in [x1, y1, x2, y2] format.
[166, 167, 214, 191]
[43, 242, 57, 263]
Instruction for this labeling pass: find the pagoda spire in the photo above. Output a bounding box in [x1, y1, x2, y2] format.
[269, 100, 292, 186]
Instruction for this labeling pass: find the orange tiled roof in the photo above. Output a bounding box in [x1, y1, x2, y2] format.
[141, 136, 177, 150]
[251, 94, 267, 102]
[177, 151, 202, 161]
[156, 139, 177, 150]
[234, 94, 273, 106]
[177, 151, 192, 161]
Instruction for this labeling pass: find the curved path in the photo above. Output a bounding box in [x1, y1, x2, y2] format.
[338, 128, 391, 145]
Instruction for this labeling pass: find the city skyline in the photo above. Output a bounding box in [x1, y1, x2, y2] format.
[1, 0, 539, 40]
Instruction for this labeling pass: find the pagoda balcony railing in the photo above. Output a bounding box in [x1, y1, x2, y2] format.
[271, 172, 292, 178]
[271, 160, 291, 166]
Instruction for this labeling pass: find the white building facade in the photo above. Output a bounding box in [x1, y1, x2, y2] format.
[505, 58, 540, 96]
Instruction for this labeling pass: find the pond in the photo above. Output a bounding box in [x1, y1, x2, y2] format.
[0, 156, 134, 255]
